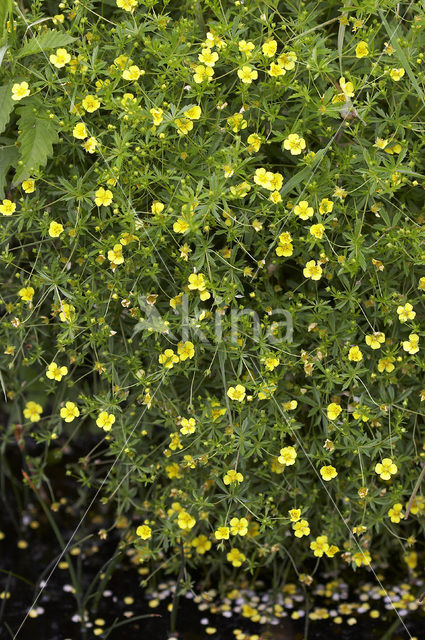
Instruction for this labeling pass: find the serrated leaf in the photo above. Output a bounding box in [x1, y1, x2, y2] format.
[13, 106, 59, 185]
[16, 30, 76, 59]
[0, 145, 18, 198]
[0, 83, 15, 134]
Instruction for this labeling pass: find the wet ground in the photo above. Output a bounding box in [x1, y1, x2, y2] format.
[1, 439, 424, 639]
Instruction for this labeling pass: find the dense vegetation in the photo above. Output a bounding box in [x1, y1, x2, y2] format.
[1, 0, 425, 600]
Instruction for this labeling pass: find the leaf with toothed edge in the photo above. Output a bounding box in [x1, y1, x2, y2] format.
[0, 83, 15, 134]
[0, 145, 18, 198]
[16, 30, 76, 59]
[13, 105, 59, 186]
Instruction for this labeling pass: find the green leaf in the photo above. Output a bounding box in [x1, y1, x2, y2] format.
[279, 148, 327, 198]
[0, 145, 18, 198]
[13, 106, 59, 185]
[0, 44, 8, 68]
[0, 0, 12, 45]
[379, 11, 425, 109]
[0, 83, 14, 134]
[16, 30, 76, 59]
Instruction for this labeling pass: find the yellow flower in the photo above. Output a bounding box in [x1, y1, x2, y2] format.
[24, 401, 43, 422]
[188, 273, 207, 291]
[339, 76, 355, 97]
[18, 287, 34, 302]
[48, 221, 64, 237]
[22, 179, 35, 194]
[303, 260, 322, 281]
[348, 345, 363, 362]
[180, 417, 196, 435]
[377, 356, 395, 373]
[107, 244, 124, 265]
[326, 545, 340, 558]
[223, 469, 243, 485]
[374, 137, 388, 149]
[170, 293, 183, 309]
[418, 276, 425, 291]
[278, 446, 297, 466]
[375, 457, 397, 480]
[229, 517, 248, 536]
[215, 526, 230, 540]
[12, 82, 30, 101]
[320, 465, 337, 481]
[175, 118, 193, 135]
[254, 167, 272, 189]
[276, 232, 293, 257]
[397, 303, 415, 322]
[177, 510, 196, 530]
[184, 105, 202, 120]
[82, 94, 101, 112]
[60, 401, 80, 423]
[59, 302, 75, 322]
[136, 524, 152, 540]
[263, 356, 280, 371]
[173, 218, 189, 233]
[355, 41, 369, 58]
[283, 133, 306, 155]
[288, 508, 301, 522]
[404, 551, 417, 570]
[310, 535, 329, 557]
[226, 548, 246, 567]
[94, 187, 113, 207]
[294, 201, 314, 220]
[389, 68, 405, 81]
[327, 403, 342, 421]
[122, 65, 143, 81]
[96, 411, 116, 431]
[247, 133, 262, 153]
[238, 40, 255, 56]
[269, 172, 283, 191]
[198, 47, 219, 67]
[262, 39, 277, 57]
[365, 332, 385, 350]
[150, 107, 164, 125]
[310, 223, 325, 239]
[292, 519, 310, 537]
[319, 198, 334, 214]
[158, 349, 179, 368]
[83, 137, 97, 153]
[193, 65, 214, 83]
[268, 62, 285, 77]
[388, 503, 404, 523]
[227, 113, 247, 132]
[46, 362, 68, 381]
[277, 51, 297, 70]
[352, 550, 371, 567]
[177, 341, 194, 361]
[237, 65, 258, 84]
[192, 534, 211, 554]
[116, 0, 138, 11]
[227, 385, 246, 402]
[402, 333, 419, 355]
[0, 199, 16, 215]
[49, 48, 71, 68]
[151, 201, 165, 214]
[73, 123, 88, 139]
[166, 463, 182, 479]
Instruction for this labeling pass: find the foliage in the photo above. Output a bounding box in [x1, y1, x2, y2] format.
[1, 0, 425, 593]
